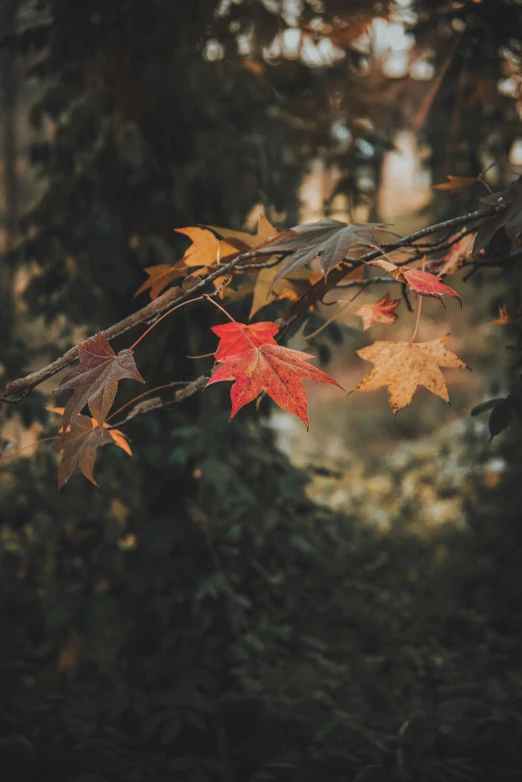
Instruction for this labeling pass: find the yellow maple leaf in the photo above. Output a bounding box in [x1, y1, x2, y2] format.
[175, 226, 238, 268]
[352, 335, 468, 414]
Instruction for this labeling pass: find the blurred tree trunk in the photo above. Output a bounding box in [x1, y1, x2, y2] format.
[0, 0, 19, 345]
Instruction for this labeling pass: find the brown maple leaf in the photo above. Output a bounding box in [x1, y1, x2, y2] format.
[48, 406, 132, 456]
[356, 293, 401, 331]
[134, 261, 187, 300]
[54, 414, 116, 489]
[56, 333, 145, 431]
[353, 334, 468, 414]
[258, 219, 386, 283]
[205, 343, 342, 429]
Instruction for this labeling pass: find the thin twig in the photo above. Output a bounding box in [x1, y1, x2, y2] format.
[410, 257, 426, 344]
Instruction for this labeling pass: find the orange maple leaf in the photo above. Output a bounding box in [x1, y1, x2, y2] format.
[489, 305, 522, 325]
[134, 261, 187, 300]
[355, 293, 401, 331]
[205, 343, 342, 428]
[352, 335, 468, 414]
[211, 321, 279, 360]
[433, 175, 481, 193]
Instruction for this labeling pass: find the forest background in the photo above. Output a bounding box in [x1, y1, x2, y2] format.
[1, 1, 522, 781]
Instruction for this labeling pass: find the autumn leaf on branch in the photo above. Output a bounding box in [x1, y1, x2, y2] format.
[175, 226, 239, 268]
[55, 333, 145, 431]
[248, 215, 301, 317]
[205, 343, 342, 428]
[368, 259, 461, 305]
[432, 175, 482, 193]
[48, 406, 132, 455]
[431, 233, 476, 277]
[257, 219, 386, 284]
[211, 321, 279, 360]
[53, 414, 128, 489]
[355, 293, 401, 331]
[134, 261, 187, 300]
[352, 335, 468, 414]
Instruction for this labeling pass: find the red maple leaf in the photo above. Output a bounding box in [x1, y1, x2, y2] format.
[211, 321, 279, 360]
[368, 260, 461, 306]
[205, 343, 342, 428]
[356, 293, 401, 331]
[56, 333, 145, 431]
[401, 269, 461, 305]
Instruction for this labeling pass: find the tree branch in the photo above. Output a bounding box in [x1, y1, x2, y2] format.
[1, 204, 505, 402]
[1, 246, 281, 402]
[278, 205, 505, 335]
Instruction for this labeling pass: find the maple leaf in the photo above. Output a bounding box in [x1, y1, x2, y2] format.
[211, 321, 279, 360]
[368, 259, 461, 306]
[56, 333, 145, 431]
[205, 343, 342, 428]
[175, 226, 239, 268]
[353, 335, 468, 414]
[432, 233, 476, 276]
[54, 414, 117, 489]
[257, 219, 385, 284]
[489, 305, 522, 325]
[48, 406, 132, 455]
[356, 293, 401, 331]
[433, 175, 480, 193]
[134, 261, 187, 300]
[473, 176, 522, 253]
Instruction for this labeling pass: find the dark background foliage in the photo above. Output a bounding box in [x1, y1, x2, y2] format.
[1, 1, 522, 780]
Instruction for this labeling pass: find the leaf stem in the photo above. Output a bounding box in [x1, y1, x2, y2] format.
[204, 295, 259, 350]
[129, 296, 203, 350]
[410, 257, 426, 344]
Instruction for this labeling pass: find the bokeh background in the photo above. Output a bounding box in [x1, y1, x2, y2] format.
[1, 2, 522, 781]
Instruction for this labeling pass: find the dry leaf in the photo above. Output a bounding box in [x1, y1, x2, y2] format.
[433, 175, 480, 193]
[48, 406, 132, 456]
[353, 334, 468, 414]
[55, 333, 145, 431]
[260, 219, 385, 283]
[134, 261, 187, 300]
[54, 414, 116, 488]
[175, 226, 238, 268]
[355, 293, 401, 331]
[434, 233, 476, 276]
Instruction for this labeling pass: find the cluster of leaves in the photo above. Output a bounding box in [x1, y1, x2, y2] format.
[45, 197, 512, 486]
